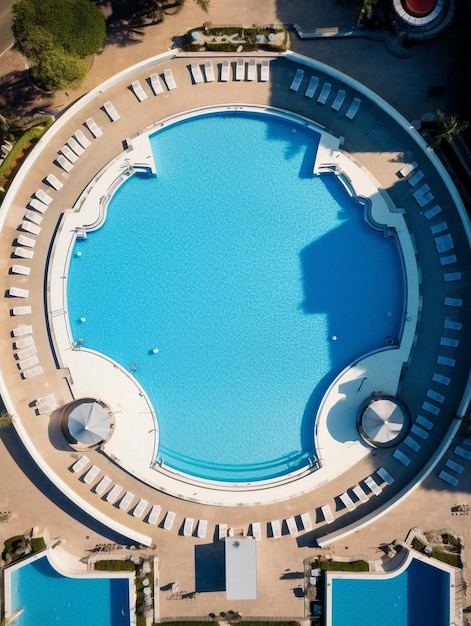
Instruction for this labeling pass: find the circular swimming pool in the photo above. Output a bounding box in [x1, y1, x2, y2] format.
[67, 111, 404, 482]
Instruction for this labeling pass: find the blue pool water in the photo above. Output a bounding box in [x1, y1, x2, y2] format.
[68, 111, 404, 482]
[330, 557, 451, 625]
[9, 555, 130, 626]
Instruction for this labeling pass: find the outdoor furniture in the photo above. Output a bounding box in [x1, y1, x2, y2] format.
[247, 58, 256, 81]
[345, 97, 361, 119]
[376, 467, 394, 485]
[320, 504, 334, 523]
[56, 155, 73, 172]
[286, 516, 298, 536]
[21, 366, 43, 378]
[103, 101, 120, 121]
[339, 492, 356, 511]
[300, 512, 312, 531]
[251, 522, 261, 540]
[164, 69, 176, 90]
[235, 58, 245, 80]
[71, 455, 90, 473]
[95, 475, 112, 495]
[204, 60, 215, 82]
[317, 82, 331, 104]
[290, 68, 304, 91]
[45, 173, 63, 190]
[190, 63, 203, 84]
[85, 117, 103, 138]
[119, 491, 135, 511]
[105, 484, 123, 503]
[305, 76, 319, 98]
[331, 88, 346, 111]
[164, 510, 176, 530]
[197, 519, 208, 538]
[270, 520, 282, 538]
[183, 517, 194, 536]
[83, 465, 100, 484]
[8, 287, 29, 298]
[220, 60, 230, 81]
[131, 80, 147, 101]
[147, 504, 161, 524]
[132, 498, 149, 518]
[260, 59, 269, 82]
[11, 265, 31, 275]
[21, 221, 41, 235]
[150, 73, 163, 95]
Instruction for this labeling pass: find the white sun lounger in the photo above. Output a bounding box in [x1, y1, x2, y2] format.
[21, 366, 43, 378]
[21, 221, 41, 235]
[364, 475, 382, 495]
[440, 337, 460, 348]
[56, 155, 73, 172]
[290, 68, 304, 91]
[204, 60, 215, 82]
[45, 173, 63, 190]
[103, 101, 120, 121]
[376, 467, 394, 485]
[85, 117, 103, 138]
[444, 318, 462, 330]
[24, 210, 43, 225]
[35, 189, 53, 205]
[220, 60, 230, 81]
[197, 519, 208, 538]
[60, 144, 78, 163]
[18, 356, 39, 370]
[444, 272, 461, 282]
[150, 73, 164, 95]
[331, 88, 346, 111]
[260, 59, 270, 82]
[427, 389, 445, 403]
[83, 465, 100, 484]
[131, 80, 147, 101]
[235, 58, 245, 80]
[417, 191, 434, 207]
[305, 75, 319, 98]
[300, 512, 312, 531]
[218, 523, 228, 539]
[321, 504, 334, 523]
[75, 129, 91, 148]
[190, 63, 203, 84]
[14, 248, 34, 259]
[247, 58, 256, 81]
[422, 401, 440, 415]
[398, 161, 417, 178]
[404, 436, 420, 452]
[415, 415, 433, 430]
[446, 459, 463, 474]
[183, 517, 194, 536]
[339, 492, 356, 511]
[14, 336, 34, 349]
[408, 170, 424, 186]
[345, 97, 361, 119]
[317, 82, 331, 104]
[431, 221, 448, 234]
[12, 325, 32, 337]
[71, 455, 90, 473]
[133, 498, 148, 518]
[444, 297, 462, 307]
[16, 345, 37, 360]
[164, 68, 176, 90]
[251, 522, 261, 540]
[413, 183, 430, 199]
[455, 446, 471, 460]
[433, 372, 451, 385]
[352, 484, 369, 503]
[164, 510, 176, 530]
[105, 484, 123, 503]
[435, 234, 454, 253]
[36, 393, 55, 407]
[270, 519, 282, 537]
[11, 265, 31, 276]
[286, 516, 299, 536]
[147, 504, 161, 525]
[28, 198, 48, 213]
[439, 470, 458, 486]
[393, 449, 411, 465]
[119, 491, 135, 511]
[437, 355, 456, 366]
[9, 287, 29, 298]
[16, 235, 35, 249]
[424, 204, 442, 219]
[94, 475, 111, 495]
[67, 136, 84, 156]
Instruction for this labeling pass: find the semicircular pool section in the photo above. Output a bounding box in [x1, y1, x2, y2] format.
[67, 111, 404, 482]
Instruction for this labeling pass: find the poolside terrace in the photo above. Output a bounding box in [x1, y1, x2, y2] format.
[0, 49, 470, 620]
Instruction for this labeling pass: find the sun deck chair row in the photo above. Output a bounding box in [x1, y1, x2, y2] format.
[289, 68, 361, 119]
[10, 324, 42, 378]
[438, 438, 471, 487]
[132, 69, 176, 102]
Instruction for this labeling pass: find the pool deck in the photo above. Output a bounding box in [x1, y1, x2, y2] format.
[0, 1, 470, 621]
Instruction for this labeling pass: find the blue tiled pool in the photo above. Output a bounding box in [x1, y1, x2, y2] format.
[6, 553, 132, 626]
[328, 554, 452, 626]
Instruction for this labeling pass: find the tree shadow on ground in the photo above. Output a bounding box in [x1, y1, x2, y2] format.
[0, 70, 52, 117]
[104, 20, 146, 48]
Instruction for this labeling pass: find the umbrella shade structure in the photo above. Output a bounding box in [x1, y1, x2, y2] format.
[67, 401, 111, 446]
[358, 396, 410, 448]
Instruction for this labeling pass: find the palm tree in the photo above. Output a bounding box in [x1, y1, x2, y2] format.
[431, 110, 470, 148]
[0, 411, 13, 429]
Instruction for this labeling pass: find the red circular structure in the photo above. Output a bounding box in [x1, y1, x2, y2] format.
[403, 0, 437, 16]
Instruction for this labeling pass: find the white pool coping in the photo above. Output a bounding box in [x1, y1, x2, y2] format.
[48, 104, 418, 506]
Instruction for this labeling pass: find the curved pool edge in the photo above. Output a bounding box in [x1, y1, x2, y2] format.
[48, 105, 416, 505]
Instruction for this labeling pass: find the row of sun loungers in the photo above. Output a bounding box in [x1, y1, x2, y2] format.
[438, 438, 471, 487]
[290, 68, 361, 118]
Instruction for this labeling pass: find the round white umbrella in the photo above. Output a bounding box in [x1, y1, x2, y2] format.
[68, 401, 111, 445]
[361, 399, 405, 444]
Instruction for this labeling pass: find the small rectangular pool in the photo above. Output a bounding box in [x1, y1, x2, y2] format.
[4, 550, 134, 626]
[325, 551, 455, 626]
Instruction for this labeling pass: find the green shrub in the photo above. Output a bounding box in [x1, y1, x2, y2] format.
[94, 559, 135, 571]
[319, 559, 369, 572]
[30, 49, 88, 91]
[441, 533, 461, 548]
[12, 0, 106, 60]
[430, 549, 462, 568]
[30, 537, 46, 553]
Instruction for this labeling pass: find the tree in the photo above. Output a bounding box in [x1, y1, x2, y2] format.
[0, 411, 13, 429]
[29, 49, 88, 91]
[431, 110, 470, 147]
[12, 0, 106, 59]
